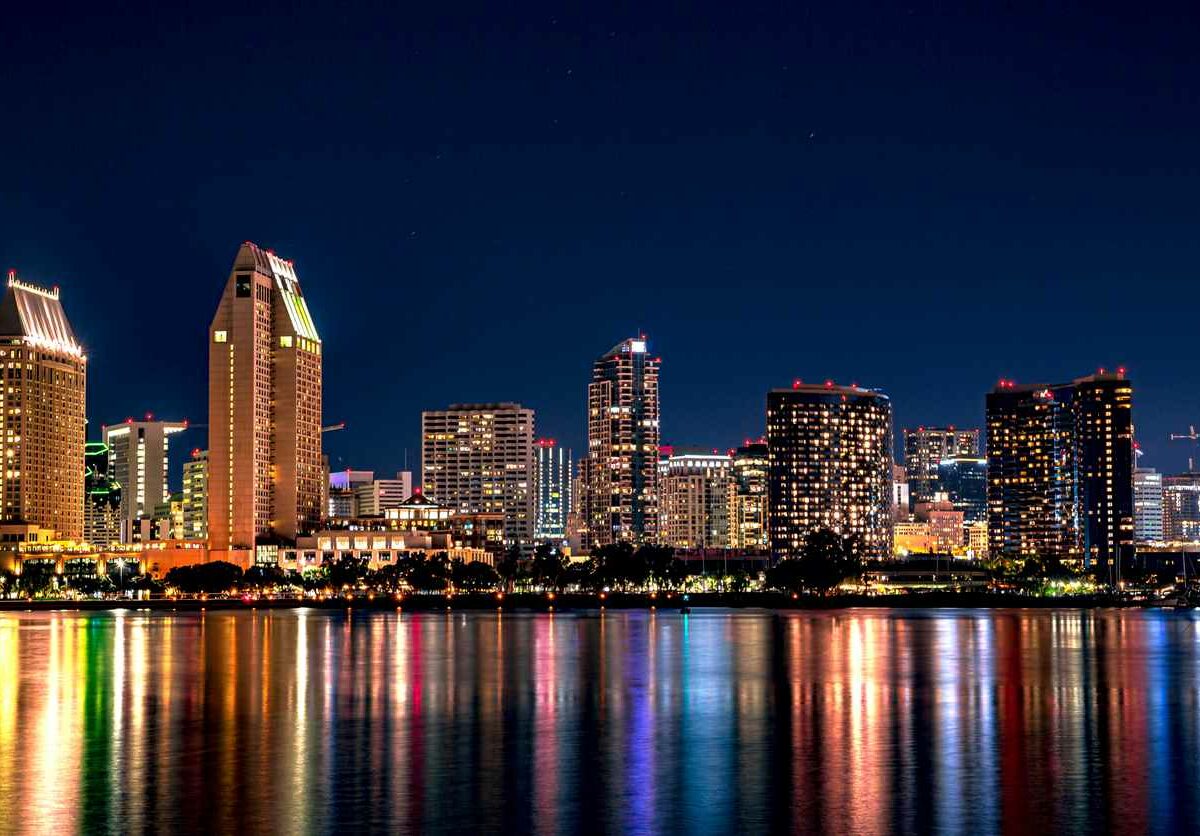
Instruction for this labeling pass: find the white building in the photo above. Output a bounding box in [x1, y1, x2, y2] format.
[1134, 467, 1164, 542]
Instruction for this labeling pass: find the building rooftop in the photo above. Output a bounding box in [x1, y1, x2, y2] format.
[0, 273, 84, 358]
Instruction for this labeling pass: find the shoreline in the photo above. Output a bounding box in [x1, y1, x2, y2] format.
[0, 590, 1175, 613]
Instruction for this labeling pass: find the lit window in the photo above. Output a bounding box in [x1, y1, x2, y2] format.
[214, 331, 228, 343]
[280, 336, 293, 347]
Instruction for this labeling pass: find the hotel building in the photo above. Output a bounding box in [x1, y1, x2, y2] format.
[986, 371, 1134, 576]
[421, 403, 535, 549]
[103, 418, 187, 542]
[767, 382, 893, 560]
[0, 274, 87, 540]
[583, 336, 661, 547]
[208, 242, 324, 560]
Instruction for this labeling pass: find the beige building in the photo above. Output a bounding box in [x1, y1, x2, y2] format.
[659, 453, 734, 549]
[208, 243, 323, 560]
[421, 404, 535, 549]
[0, 274, 87, 540]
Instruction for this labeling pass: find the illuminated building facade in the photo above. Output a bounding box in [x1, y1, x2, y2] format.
[1133, 467, 1164, 542]
[986, 372, 1134, 576]
[732, 442, 769, 549]
[903, 427, 979, 506]
[767, 383, 894, 560]
[584, 336, 661, 547]
[208, 242, 324, 558]
[659, 452, 733, 549]
[1163, 472, 1200, 542]
[182, 449, 208, 541]
[0, 274, 87, 540]
[84, 441, 121, 547]
[915, 496, 965, 551]
[103, 418, 186, 542]
[534, 439, 571, 544]
[421, 403, 535, 549]
[936, 456, 988, 523]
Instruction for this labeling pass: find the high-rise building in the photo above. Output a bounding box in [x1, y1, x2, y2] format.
[584, 336, 661, 548]
[208, 243, 323, 559]
[103, 418, 187, 542]
[182, 449, 208, 541]
[767, 382, 893, 560]
[354, 474, 414, 517]
[84, 441, 121, 548]
[936, 456, 988, 523]
[421, 403, 535, 549]
[903, 427, 979, 506]
[0, 274, 87, 539]
[732, 441, 769, 549]
[534, 439, 571, 544]
[1134, 467, 1164, 542]
[1163, 472, 1200, 542]
[659, 452, 734, 549]
[986, 372, 1134, 577]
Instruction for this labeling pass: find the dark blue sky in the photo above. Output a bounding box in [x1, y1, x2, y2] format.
[3, 2, 1198, 478]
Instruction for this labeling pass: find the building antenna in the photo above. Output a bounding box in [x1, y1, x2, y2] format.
[1169, 425, 1199, 472]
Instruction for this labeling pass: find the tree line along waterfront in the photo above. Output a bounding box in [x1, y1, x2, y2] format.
[1, 530, 1192, 607]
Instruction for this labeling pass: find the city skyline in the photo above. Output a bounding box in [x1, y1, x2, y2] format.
[4, 258, 1197, 491]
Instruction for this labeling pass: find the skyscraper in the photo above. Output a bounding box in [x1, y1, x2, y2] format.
[767, 382, 893, 560]
[0, 274, 86, 539]
[208, 243, 323, 560]
[182, 449, 208, 541]
[986, 372, 1133, 577]
[103, 418, 187, 542]
[731, 441, 769, 549]
[936, 456, 988, 523]
[534, 439, 571, 544]
[84, 441, 121, 548]
[1133, 467, 1164, 542]
[421, 403, 535, 549]
[659, 452, 734, 549]
[903, 427, 979, 506]
[584, 336, 661, 547]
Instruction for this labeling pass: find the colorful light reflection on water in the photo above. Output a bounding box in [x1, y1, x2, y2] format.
[0, 608, 1197, 834]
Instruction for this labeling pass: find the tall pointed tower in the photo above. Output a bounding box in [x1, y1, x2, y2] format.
[208, 243, 322, 561]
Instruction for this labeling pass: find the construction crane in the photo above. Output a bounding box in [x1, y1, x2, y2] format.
[1170, 425, 1199, 471]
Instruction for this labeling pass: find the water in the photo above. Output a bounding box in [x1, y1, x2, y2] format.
[0, 607, 1197, 834]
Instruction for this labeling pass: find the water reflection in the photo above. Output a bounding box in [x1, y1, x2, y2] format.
[0, 608, 1197, 834]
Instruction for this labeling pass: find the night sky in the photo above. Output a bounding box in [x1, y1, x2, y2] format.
[3, 2, 1198, 480]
